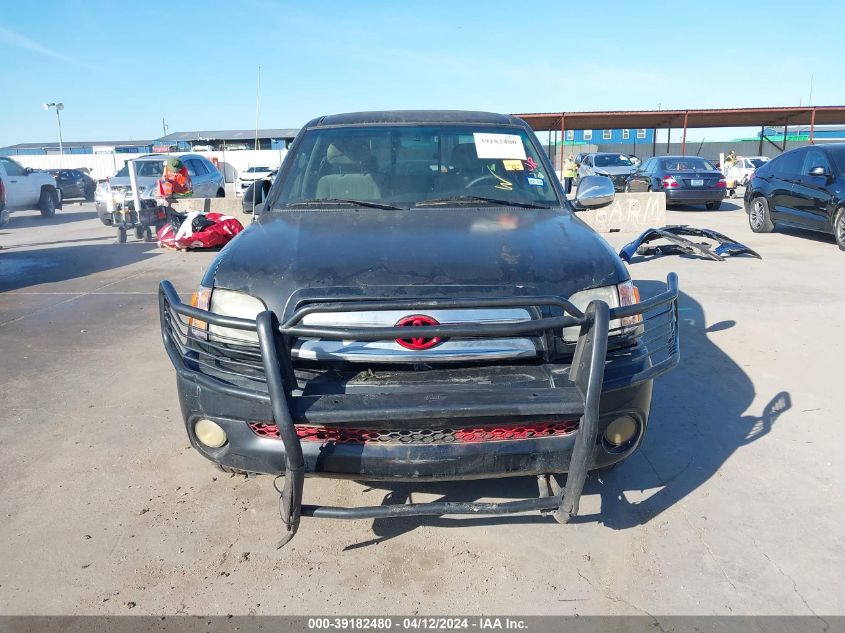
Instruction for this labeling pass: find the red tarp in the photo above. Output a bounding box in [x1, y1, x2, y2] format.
[157, 212, 244, 250]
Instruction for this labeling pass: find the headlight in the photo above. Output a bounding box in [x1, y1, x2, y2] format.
[208, 288, 265, 343]
[562, 281, 641, 342]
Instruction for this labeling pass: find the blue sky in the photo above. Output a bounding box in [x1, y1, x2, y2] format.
[1, 0, 843, 147]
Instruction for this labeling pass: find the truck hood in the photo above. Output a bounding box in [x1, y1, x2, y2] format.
[205, 207, 628, 318]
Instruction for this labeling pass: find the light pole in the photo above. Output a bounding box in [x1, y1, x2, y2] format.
[43, 102, 64, 154]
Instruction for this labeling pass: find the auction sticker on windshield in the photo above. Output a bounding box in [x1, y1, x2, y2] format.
[473, 133, 527, 160]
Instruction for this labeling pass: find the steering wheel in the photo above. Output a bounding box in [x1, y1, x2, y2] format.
[464, 174, 502, 189]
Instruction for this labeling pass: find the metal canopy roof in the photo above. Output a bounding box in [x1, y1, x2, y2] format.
[2, 139, 154, 150]
[157, 128, 300, 142]
[515, 106, 845, 131]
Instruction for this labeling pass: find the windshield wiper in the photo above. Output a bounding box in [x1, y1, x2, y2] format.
[286, 198, 405, 210]
[415, 196, 552, 209]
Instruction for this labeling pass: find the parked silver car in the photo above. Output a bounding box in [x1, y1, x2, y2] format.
[576, 153, 638, 192]
[94, 153, 224, 225]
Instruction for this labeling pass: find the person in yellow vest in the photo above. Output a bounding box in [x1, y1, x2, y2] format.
[723, 150, 738, 187]
[562, 154, 577, 194]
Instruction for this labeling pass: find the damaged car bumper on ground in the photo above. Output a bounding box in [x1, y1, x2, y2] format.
[619, 226, 761, 262]
[159, 275, 679, 546]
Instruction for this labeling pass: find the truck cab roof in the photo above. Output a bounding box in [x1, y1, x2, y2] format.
[307, 110, 527, 128]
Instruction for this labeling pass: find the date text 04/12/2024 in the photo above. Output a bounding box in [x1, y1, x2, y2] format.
[307, 617, 528, 630]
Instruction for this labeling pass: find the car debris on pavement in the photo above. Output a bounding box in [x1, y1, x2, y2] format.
[619, 225, 762, 262]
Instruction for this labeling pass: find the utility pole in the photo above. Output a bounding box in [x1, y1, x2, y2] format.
[43, 102, 64, 154]
[162, 117, 169, 136]
[255, 66, 262, 151]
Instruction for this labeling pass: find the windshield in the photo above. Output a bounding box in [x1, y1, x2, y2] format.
[661, 157, 716, 171]
[115, 160, 166, 178]
[246, 166, 270, 172]
[271, 125, 560, 209]
[593, 154, 633, 167]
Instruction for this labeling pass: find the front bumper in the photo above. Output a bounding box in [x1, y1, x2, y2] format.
[159, 277, 679, 544]
[178, 363, 654, 480]
[597, 174, 630, 191]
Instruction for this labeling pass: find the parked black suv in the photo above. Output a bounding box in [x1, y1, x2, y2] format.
[744, 143, 845, 250]
[159, 111, 680, 546]
[49, 169, 95, 201]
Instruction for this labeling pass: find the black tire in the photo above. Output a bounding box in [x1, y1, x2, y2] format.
[134, 226, 145, 240]
[216, 188, 225, 198]
[143, 226, 154, 242]
[99, 217, 113, 226]
[749, 196, 774, 233]
[706, 201, 722, 210]
[834, 207, 845, 252]
[117, 227, 127, 244]
[38, 187, 57, 218]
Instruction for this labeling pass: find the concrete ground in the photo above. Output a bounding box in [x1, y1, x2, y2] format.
[0, 198, 842, 616]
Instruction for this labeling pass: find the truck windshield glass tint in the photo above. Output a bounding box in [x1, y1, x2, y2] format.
[272, 125, 560, 209]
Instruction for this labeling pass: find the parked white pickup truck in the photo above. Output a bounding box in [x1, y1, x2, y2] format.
[0, 156, 62, 226]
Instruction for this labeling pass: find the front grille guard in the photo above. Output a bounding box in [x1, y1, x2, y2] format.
[159, 274, 679, 547]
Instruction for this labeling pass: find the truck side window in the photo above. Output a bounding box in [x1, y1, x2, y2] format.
[0, 157, 25, 176]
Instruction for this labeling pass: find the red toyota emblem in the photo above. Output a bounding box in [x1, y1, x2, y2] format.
[395, 315, 442, 350]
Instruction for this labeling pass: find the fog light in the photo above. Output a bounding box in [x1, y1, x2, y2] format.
[604, 416, 637, 447]
[195, 419, 227, 448]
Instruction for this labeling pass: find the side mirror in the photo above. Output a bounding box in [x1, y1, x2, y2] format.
[572, 175, 615, 210]
[809, 166, 830, 179]
[25, 167, 33, 174]
[242, 178, 271, 216]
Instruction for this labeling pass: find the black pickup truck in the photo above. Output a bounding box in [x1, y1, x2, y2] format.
[159, 110, 679, 547]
